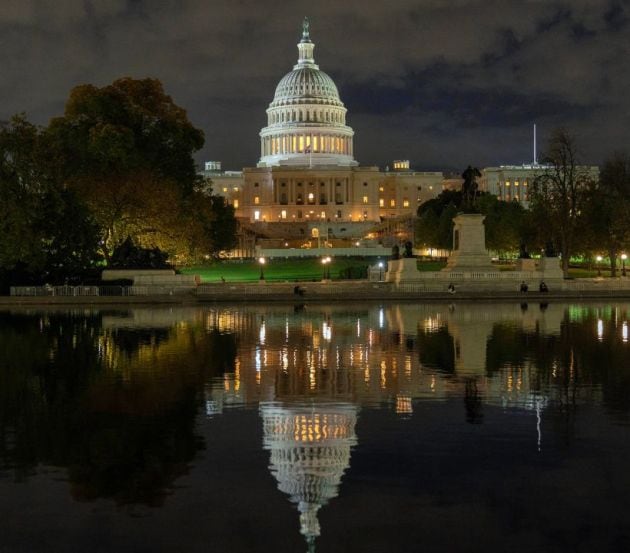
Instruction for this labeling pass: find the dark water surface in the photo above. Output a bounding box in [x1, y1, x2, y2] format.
[1, 302, 629, 553]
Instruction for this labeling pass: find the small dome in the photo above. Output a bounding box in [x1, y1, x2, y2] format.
[272, 67, 343, 107]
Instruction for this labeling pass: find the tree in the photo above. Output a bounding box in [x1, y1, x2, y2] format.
[416, 190, 461, 251]
[529, 129, 595, 277]
[0, 115, 101, 288]
[477, 194, 530, 255]
[46, 78, 206, 262]
[581, 153, 630, 276]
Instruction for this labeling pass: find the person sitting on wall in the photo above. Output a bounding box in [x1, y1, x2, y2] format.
[448, 283, 456, 294]
[520, 281, 528, 293]
[539, 281, 548, 293]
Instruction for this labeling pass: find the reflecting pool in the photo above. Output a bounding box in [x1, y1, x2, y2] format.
[1, 302, 629, 552]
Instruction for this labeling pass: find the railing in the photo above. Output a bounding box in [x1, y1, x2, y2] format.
[9, 285, 196, 297]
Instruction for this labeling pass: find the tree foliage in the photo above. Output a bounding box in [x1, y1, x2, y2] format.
[580, 153, 630, 275]
[0, 115, 101, 288]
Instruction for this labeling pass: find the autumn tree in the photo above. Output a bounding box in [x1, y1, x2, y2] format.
[529, 129, 595, 277]
[46, 78, 210, 262]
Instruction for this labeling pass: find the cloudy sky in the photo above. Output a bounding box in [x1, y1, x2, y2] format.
[1, 0, 628, 170]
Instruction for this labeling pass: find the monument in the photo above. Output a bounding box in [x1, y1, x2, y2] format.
[443, 166, 494, 272]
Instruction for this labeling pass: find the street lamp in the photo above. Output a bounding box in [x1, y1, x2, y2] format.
[378, 261, 384, 281]
[259, 257, 266, 281]
[321, 256, 331, 281]
[596, 255, 603, 277]
[622, 253, 627, 277]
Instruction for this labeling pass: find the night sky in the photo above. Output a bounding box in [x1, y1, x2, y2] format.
[1, 0, 628, 171]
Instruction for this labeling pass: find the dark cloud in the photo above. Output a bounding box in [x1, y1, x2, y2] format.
[0, 0, 628, 170]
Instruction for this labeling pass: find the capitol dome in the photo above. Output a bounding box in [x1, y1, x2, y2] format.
[258, 18, 357, 167]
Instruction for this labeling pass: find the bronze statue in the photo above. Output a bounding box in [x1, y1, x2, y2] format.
[461, 165, 481, 212]
[391, 245, 400, 260]
[403, 241, 414, 258]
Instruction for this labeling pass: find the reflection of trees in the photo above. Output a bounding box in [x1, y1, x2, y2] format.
[416, 328, 455, 374]
[0, 310, 237, 505]
[485, 314, 630, 418]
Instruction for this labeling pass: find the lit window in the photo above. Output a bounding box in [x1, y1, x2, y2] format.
[233, 187, 239, 191]
[254, 196, 260, 205]
[514, 194, 519, 201]
[403, 199, 410, 207]
[281, 210, 287, 219]
[362, 195, 368, 204]
[515, 181, 520, 187]
[523, 181, 528, 187]
[222, 187, 228, 193]
[390, 199, 396, 207]
[379, 198, 384, 207]
[379, 186, 384, 192]
[321, 211, 326, 218]
[308, 192, 315, 203]
[233, 199, 239, 208]
[254, 210, 260, 221]
[505, 181, 511, 187]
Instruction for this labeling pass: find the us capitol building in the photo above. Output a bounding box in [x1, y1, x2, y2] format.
[204, 19, 444, 248]
[203, 19, 582, 254]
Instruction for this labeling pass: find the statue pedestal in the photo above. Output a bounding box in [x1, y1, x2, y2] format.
[515, 258, 537, 272]
[539, 257, 564, 279]
[386, 258, 421, 283]
[443, 214, 493, 272]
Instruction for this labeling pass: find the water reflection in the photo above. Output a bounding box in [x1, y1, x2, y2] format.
[1, 302, 630, 551]
[261, 402, 357, 552]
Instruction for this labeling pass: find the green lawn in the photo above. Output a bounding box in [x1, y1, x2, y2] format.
[181, 257, 381, 283]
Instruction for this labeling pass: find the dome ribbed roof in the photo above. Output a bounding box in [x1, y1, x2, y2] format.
[272, 67, 342, 107]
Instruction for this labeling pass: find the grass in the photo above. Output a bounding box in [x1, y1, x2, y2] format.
[181, 257, 380, 283]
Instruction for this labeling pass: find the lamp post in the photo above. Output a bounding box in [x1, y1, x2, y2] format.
[259, 257, 266, 281]
[321, 256, 331, 281]
[622, 253, 627, 277]
[378, 261, 384, 281]
[596, 255, 603, 277]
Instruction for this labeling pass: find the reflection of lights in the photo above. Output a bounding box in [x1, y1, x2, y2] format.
[379, 309, 384, 328]
[423, 316, 441, 333]
[255, 347, 261, 371]
[396, 395, 413, 415]
[259, 321, 266, 344]
[597, 319, 604, 341]
[380, 360, 387, 389]
[623, 321, 628, 343]
[282, 348, 289, 371]
[356, 318, 361, 338]
[322, 321, 332, 341]
[405, 356, 412, 377]
[430, 376, 436, 392]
